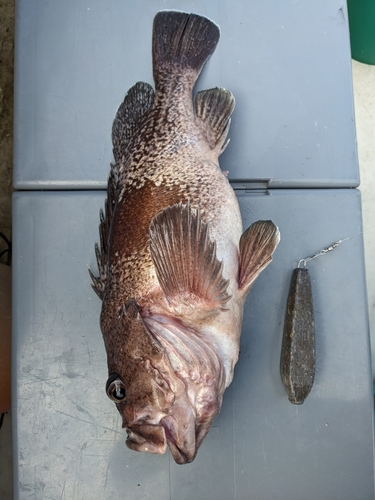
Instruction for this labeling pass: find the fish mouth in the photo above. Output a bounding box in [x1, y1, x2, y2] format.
[126, 424, 167, 455]
[125, 417, 196, 464]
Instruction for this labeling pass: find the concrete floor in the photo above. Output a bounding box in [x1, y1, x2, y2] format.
[352, 60, 375, 378]
[0, 2, 374, 498]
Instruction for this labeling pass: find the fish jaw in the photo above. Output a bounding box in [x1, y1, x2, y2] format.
[123, 402, 198, 464]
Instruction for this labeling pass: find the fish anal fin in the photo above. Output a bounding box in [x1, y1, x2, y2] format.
[149, 202, 231, 315]
[238, 220, 280, 295]
[112, 81, 155, 163]
[194, 88, 235, 153]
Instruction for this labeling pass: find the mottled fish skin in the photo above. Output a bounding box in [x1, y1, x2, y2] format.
[90, 11, 280, 464]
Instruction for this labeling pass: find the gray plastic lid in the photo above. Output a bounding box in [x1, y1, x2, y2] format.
[13, 0, 358, 189]
[12, 189, 374, 499]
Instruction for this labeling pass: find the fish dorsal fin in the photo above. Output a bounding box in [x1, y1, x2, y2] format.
[238, 220, 280, 295]
[149, 201, 231, 313]
[152, 11, 220, 89]
[112, 81, 155, 163]
[91, 83, 154, 296]
[194, 88, 235, 153]
[89, 164, 118, 299]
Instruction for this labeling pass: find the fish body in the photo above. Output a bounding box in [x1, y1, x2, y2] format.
[91, 11, 280, 464]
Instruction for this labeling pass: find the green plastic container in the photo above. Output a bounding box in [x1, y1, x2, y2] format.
[347, 0, 375, 65]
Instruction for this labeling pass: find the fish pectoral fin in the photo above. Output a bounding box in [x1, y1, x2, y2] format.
[112, 81, 155, 164]
[238, 220, 280, 295]
[194, 88, 235, 154]
[149, 201, 231, 313]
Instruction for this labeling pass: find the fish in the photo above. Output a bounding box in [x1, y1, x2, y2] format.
[90, 10, 280, 465]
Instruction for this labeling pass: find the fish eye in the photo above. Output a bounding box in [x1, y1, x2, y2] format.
[106, 374, 126, 403]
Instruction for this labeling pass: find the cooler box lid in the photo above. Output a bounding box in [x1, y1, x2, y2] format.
[13, 0, 358, 189]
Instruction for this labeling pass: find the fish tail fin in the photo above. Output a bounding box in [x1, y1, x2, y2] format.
[152, 11, 220, 88]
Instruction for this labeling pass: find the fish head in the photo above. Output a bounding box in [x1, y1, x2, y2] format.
[102, 299, 200, 463]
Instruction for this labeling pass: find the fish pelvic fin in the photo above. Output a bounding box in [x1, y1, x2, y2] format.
[149, 201, 231, 315]
[238, 220, 280, 296]
[152, 11, 220, 89]
[194, 88, 235, 154]
[112, 82, 155, 164]
[89, 166, 118, 300]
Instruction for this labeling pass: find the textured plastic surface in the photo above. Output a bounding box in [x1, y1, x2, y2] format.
[12, 189, 374, 499]
[13, 0, 358, 189]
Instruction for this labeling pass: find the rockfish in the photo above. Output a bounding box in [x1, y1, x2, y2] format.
[90, 10, 280, 464]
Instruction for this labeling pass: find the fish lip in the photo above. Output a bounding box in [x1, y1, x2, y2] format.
[166, 438, 194, 465]
[125, 424, 167, 455]
[160, 416, 196, 464]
